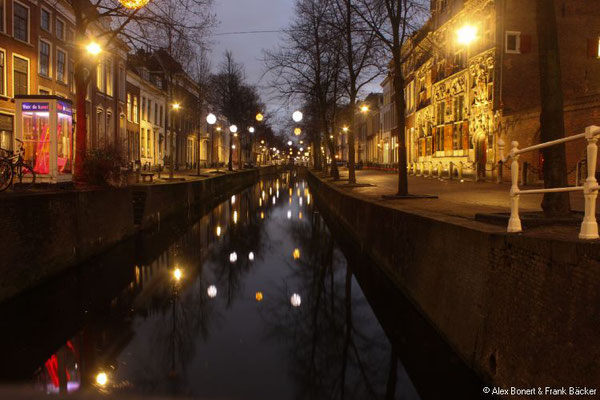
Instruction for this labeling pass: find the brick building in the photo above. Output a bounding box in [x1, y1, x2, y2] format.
[401, 0, 600, 182]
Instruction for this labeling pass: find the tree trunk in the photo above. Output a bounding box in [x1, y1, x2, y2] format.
[347, 99, 356, 184]
[392, 47, 409, 196]
[74, 68, 88, 182]
[536, 0, 571, 216]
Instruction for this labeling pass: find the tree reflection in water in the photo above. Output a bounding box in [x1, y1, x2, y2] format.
[259, 177, 419, 400]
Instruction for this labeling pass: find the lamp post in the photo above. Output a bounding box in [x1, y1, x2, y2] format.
[169, 103, 180, 179]
[229, 125, 237, 171]
[207, 113, 218, 172]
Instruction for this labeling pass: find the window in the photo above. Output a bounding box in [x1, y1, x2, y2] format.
[147, 99, 152, 122]
[39, 87, 50, 95]
[39, 41, 50, 77]
[0, 114, 13, 151]
[454, 95, 464, 121]
[0, 0, 4, 33]
[133, 96, 138, 123]
[97, 108, 105, 145]
[127, 93, 131, 121]
[105, 58, 113, 96]
[69, 59, 75, 93]
[505, 31, 521, 54]
[0, 50, 4, 96]
[159, 105, 163, 126]
[141, 97, 146, 120]
[56, 18, 64, 40]
[56, 50, 66, 83]
[13, 2, 29, 42]
[154, 103, 158, 125]
[96, 60, 103, 91]
[13, 56, 28, 95]
[436, 101, 445, 125]
[40, 8, 50, 32]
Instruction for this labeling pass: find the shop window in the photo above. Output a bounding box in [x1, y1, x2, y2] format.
[13, 56, 28, 95]
[14, 2, 29, 42]
[56, 18, 64, 40]
[22, 107, 50, 174]
[505, 31, 521, 54]
[0, 113, 13, 151]
[57, 105, 72, 173]
[39, 41, 50, 77]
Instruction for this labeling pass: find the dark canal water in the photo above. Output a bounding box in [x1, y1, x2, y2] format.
[0, 171, 481, 399]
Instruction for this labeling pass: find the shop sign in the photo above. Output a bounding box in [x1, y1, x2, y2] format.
[22, 103, 50, 112]
[57, 101, 72, 116]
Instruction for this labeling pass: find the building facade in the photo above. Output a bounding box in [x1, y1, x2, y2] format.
[401, 0, 600, 182]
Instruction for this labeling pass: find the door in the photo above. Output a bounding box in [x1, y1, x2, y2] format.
[476, 134, 487, 179]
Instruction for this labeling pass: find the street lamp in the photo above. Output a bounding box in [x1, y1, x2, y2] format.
[169, 102, 180, 179]
[206, 113, 219, 172]
[206, 113, 217, 125]
[342, 126, 349, 132]
[360, 105, 369, 113]
[287, 140, 292, 146]
[86, 42, 102, 56]
[228, 125, 238, 171]
[294, 127, 301, 136]
[292, 111, 303, 122]
[256, 113, 264, 122]
[457, 25, 477, 45]
[249, 127, 255, 133]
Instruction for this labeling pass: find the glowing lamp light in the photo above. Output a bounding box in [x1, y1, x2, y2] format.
[233, 210, 238, 224]
[272, 196, 276, 205]
[232, 145, 236, 149]
[342, 126, 349, 132]
[361, 105, 369, 113]
[256, 113, 264, 122]
[292, 111, 303, 122]
[249, 127, 255, 133]
[287, 210, 292, 219]
[260, 211, 265, 219]
[216, 226, 222, 236]
[231, 195, 236, 204]
[229, 252, 238, 263]
[206, 113, 217, 125]
[118, 0, 150, 9]
[457, 25, 477, 45]
[291, 293, 302, 307]
[207, 285, 217, 298]
[255, 292, 263, 302]
[294, 127, 302, 136]
[86, 42, 102, 56]
[299, 212, 303, 219]
[249, 252, 255, 261]
[96, 372, 108, 386]
[293, 248, 300, 260]
[230, 125, 238, 133]
[287, 140, 292, 146]
[172, 103, 181, 111]
[173, 268, 182, 282]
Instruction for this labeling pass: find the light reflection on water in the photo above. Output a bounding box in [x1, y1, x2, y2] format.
[1, 172, 420, 400]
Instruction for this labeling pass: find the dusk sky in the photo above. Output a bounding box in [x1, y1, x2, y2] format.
[210, 0, 297, 128]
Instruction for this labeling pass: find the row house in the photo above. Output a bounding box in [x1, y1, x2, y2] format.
[356, 93, 382, 164]
[401, 0, 600, 182]
[0, 0, 128, 177]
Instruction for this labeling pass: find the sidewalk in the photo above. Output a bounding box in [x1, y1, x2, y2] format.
[321, 169, 589, 234]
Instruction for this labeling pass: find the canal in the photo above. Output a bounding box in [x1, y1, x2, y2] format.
[0, 171, 481, 399]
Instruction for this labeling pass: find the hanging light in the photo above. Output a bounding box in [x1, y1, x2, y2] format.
[119, 0, 150, 9]
[95, 372, 108, 386]
[292, 111, 303, 122]
[294, 127, 301, 136]
[206, 113, 217, 125]
[255, 292, 263, 302]
[256, 113, 264, 122]
[229, 252, 237, 263]
[293, 248, 300, 259]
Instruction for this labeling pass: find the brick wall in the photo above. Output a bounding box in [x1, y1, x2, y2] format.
[308, 170, 600, 394]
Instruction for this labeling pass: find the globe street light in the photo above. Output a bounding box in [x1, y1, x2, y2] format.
[292, 111, 303, 122]
[287, 140, 293, 146]
[249, 127, 255, 133]
[86, 42, 102, 56]
[206, 113, 217, 125]
[256, 113, 264, 122]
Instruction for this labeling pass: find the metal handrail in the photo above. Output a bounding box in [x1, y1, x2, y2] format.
[498, 125, 600, 240]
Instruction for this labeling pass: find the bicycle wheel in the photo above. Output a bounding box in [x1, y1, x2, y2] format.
[14, 162, 36, 190]
[0, 159, 13, 192]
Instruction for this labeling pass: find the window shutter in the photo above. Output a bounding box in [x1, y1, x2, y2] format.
[520, 34, 532, 53]
[587, 38, 599, 58]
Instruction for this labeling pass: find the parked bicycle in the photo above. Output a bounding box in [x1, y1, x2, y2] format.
[0, 138, 36, 192]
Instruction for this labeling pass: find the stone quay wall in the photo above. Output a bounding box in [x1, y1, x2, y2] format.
[0, 165, 284, 303]
[306, 170, 600, 395]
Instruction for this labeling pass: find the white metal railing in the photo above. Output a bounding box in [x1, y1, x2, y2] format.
[500, 125, 600, 240]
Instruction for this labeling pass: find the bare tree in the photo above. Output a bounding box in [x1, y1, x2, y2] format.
[535, 0, 571, 216]
[353, 0, 427, 196]
[329, 0, 382, 184]
[265, 0, 344, 179]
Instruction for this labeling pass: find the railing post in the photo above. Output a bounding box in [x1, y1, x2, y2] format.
[497, 160, 503, 184]
[508, 141, 522, 233]
[580, 126, 600, 239]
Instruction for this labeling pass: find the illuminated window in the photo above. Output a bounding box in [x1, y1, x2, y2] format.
[13, 56, 28, 95]
[56, 50, 66, 83]
[39, 41, 50, 77]
[105, 58, 113, 96]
